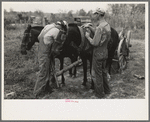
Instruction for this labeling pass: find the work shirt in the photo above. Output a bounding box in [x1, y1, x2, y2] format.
[88, 19, 111, 47]
[38, 23, 60, 45]
[44, 28, 59, 45]
[87, 19, 111, 60]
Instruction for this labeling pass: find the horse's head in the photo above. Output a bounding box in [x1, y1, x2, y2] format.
[21, 25, 43, 55]
[21, 24, 32, 55]
[51, 29, 67, 57]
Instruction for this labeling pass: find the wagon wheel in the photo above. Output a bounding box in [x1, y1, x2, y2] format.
[126, 30, 131, 59]
[117, 39, 127, 71]
[111, 50, 120, 74]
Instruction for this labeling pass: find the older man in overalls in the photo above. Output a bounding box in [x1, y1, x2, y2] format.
[85, 8, 111, 98]
[33, 20, 67, 98]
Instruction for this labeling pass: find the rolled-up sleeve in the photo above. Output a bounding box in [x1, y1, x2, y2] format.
[87, 27, 102, 46]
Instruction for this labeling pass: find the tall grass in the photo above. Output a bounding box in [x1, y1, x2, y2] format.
[4, 26, 38, 96]
[115, 27, 145, 40]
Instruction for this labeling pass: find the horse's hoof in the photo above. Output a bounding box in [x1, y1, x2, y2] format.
[60, 83, 65, 87]
[81, 85, 85, 89]
[107, 73, 111, 81]
[129, 44, 132, 47]
[90, 86, 94, 90]
[82, 82, 86, 87]
[72, 75, 76, 78]
[88, 89, 94, 93]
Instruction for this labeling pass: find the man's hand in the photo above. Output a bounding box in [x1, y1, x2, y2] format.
[85, 32, 90, 38]
[81, 23, 93, 28]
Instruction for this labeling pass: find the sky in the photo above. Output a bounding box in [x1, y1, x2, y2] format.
[2, 2, 109, 13]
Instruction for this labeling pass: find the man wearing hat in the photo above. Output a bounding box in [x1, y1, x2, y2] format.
[33, 20, 67, 98]
[85, 8, 111, 98]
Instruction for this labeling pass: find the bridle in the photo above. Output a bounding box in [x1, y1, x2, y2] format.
[24, 32, 32, 44]
[54, 29, 67, 45]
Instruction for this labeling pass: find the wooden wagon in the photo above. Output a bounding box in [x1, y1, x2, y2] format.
[112, 30, 131, 74]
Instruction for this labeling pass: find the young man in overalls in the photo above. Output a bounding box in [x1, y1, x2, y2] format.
[85, 8, 111, 98]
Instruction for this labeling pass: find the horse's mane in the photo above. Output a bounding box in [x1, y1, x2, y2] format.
[68, 23, 78, 27]
[31, 26, 44, 30]
[24, 24, 44, 33]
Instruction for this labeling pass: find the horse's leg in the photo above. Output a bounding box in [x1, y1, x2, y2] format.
[60, 57, 65, 85]
[68, 56, 73, 77]
[74, 55, 78, 77]
[72, 55, 78, 78]
[108, 58, 112, 75]
[89, 57, 94, 89]
[81, 54, 87, 86]
[104, 57, 111, 82]
[106, 58, 109, 73]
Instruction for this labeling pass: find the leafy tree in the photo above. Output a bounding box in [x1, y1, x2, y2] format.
[107, 4, 145, 29]
[78, 9, 86, 16]
[68, 10, 73, 18]
[49, 13, 56, 23]
[86, 10, 93, 16]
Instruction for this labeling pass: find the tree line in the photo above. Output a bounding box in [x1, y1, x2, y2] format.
[4, 4, 145, 30]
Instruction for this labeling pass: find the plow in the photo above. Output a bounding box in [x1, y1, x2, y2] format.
[56, 59, 82, 77]
[54, 59, 82, 87]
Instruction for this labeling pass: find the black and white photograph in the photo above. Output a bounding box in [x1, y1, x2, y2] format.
[2, 1, 149, 120]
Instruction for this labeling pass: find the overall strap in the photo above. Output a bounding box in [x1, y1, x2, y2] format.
[38, 24, 56, 41]
[42, 24, 56, 37]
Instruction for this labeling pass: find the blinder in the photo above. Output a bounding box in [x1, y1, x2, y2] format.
[54, 29, 67, 45]
[24, 32, 32, 43]
[22, 32, 32, 50]
[24, 32, 32, 44]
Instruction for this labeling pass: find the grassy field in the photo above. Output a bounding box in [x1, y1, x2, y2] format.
[4, 27, 145, 99]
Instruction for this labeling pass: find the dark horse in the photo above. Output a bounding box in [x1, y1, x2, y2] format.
[21, 24, 79, 84]
[64, 23, 120, 87]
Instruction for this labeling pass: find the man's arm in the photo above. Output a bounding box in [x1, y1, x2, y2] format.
[86, 27, 102, 46]
[88, 26, 96, 34]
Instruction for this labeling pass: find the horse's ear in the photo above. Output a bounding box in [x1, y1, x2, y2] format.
[26, 24, 32, 31]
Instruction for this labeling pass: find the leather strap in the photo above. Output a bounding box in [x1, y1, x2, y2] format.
[78, 26, 85, 49]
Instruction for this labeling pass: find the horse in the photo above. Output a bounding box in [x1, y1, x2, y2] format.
[64, 23, 120, 88]
[21, 24, 79, 84]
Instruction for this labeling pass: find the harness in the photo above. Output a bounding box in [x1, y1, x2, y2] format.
[70, 26, 85, 51]
[55, 29, 66, 45]
[69, 26, 93, 54]
[78, 26, 85, 49]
